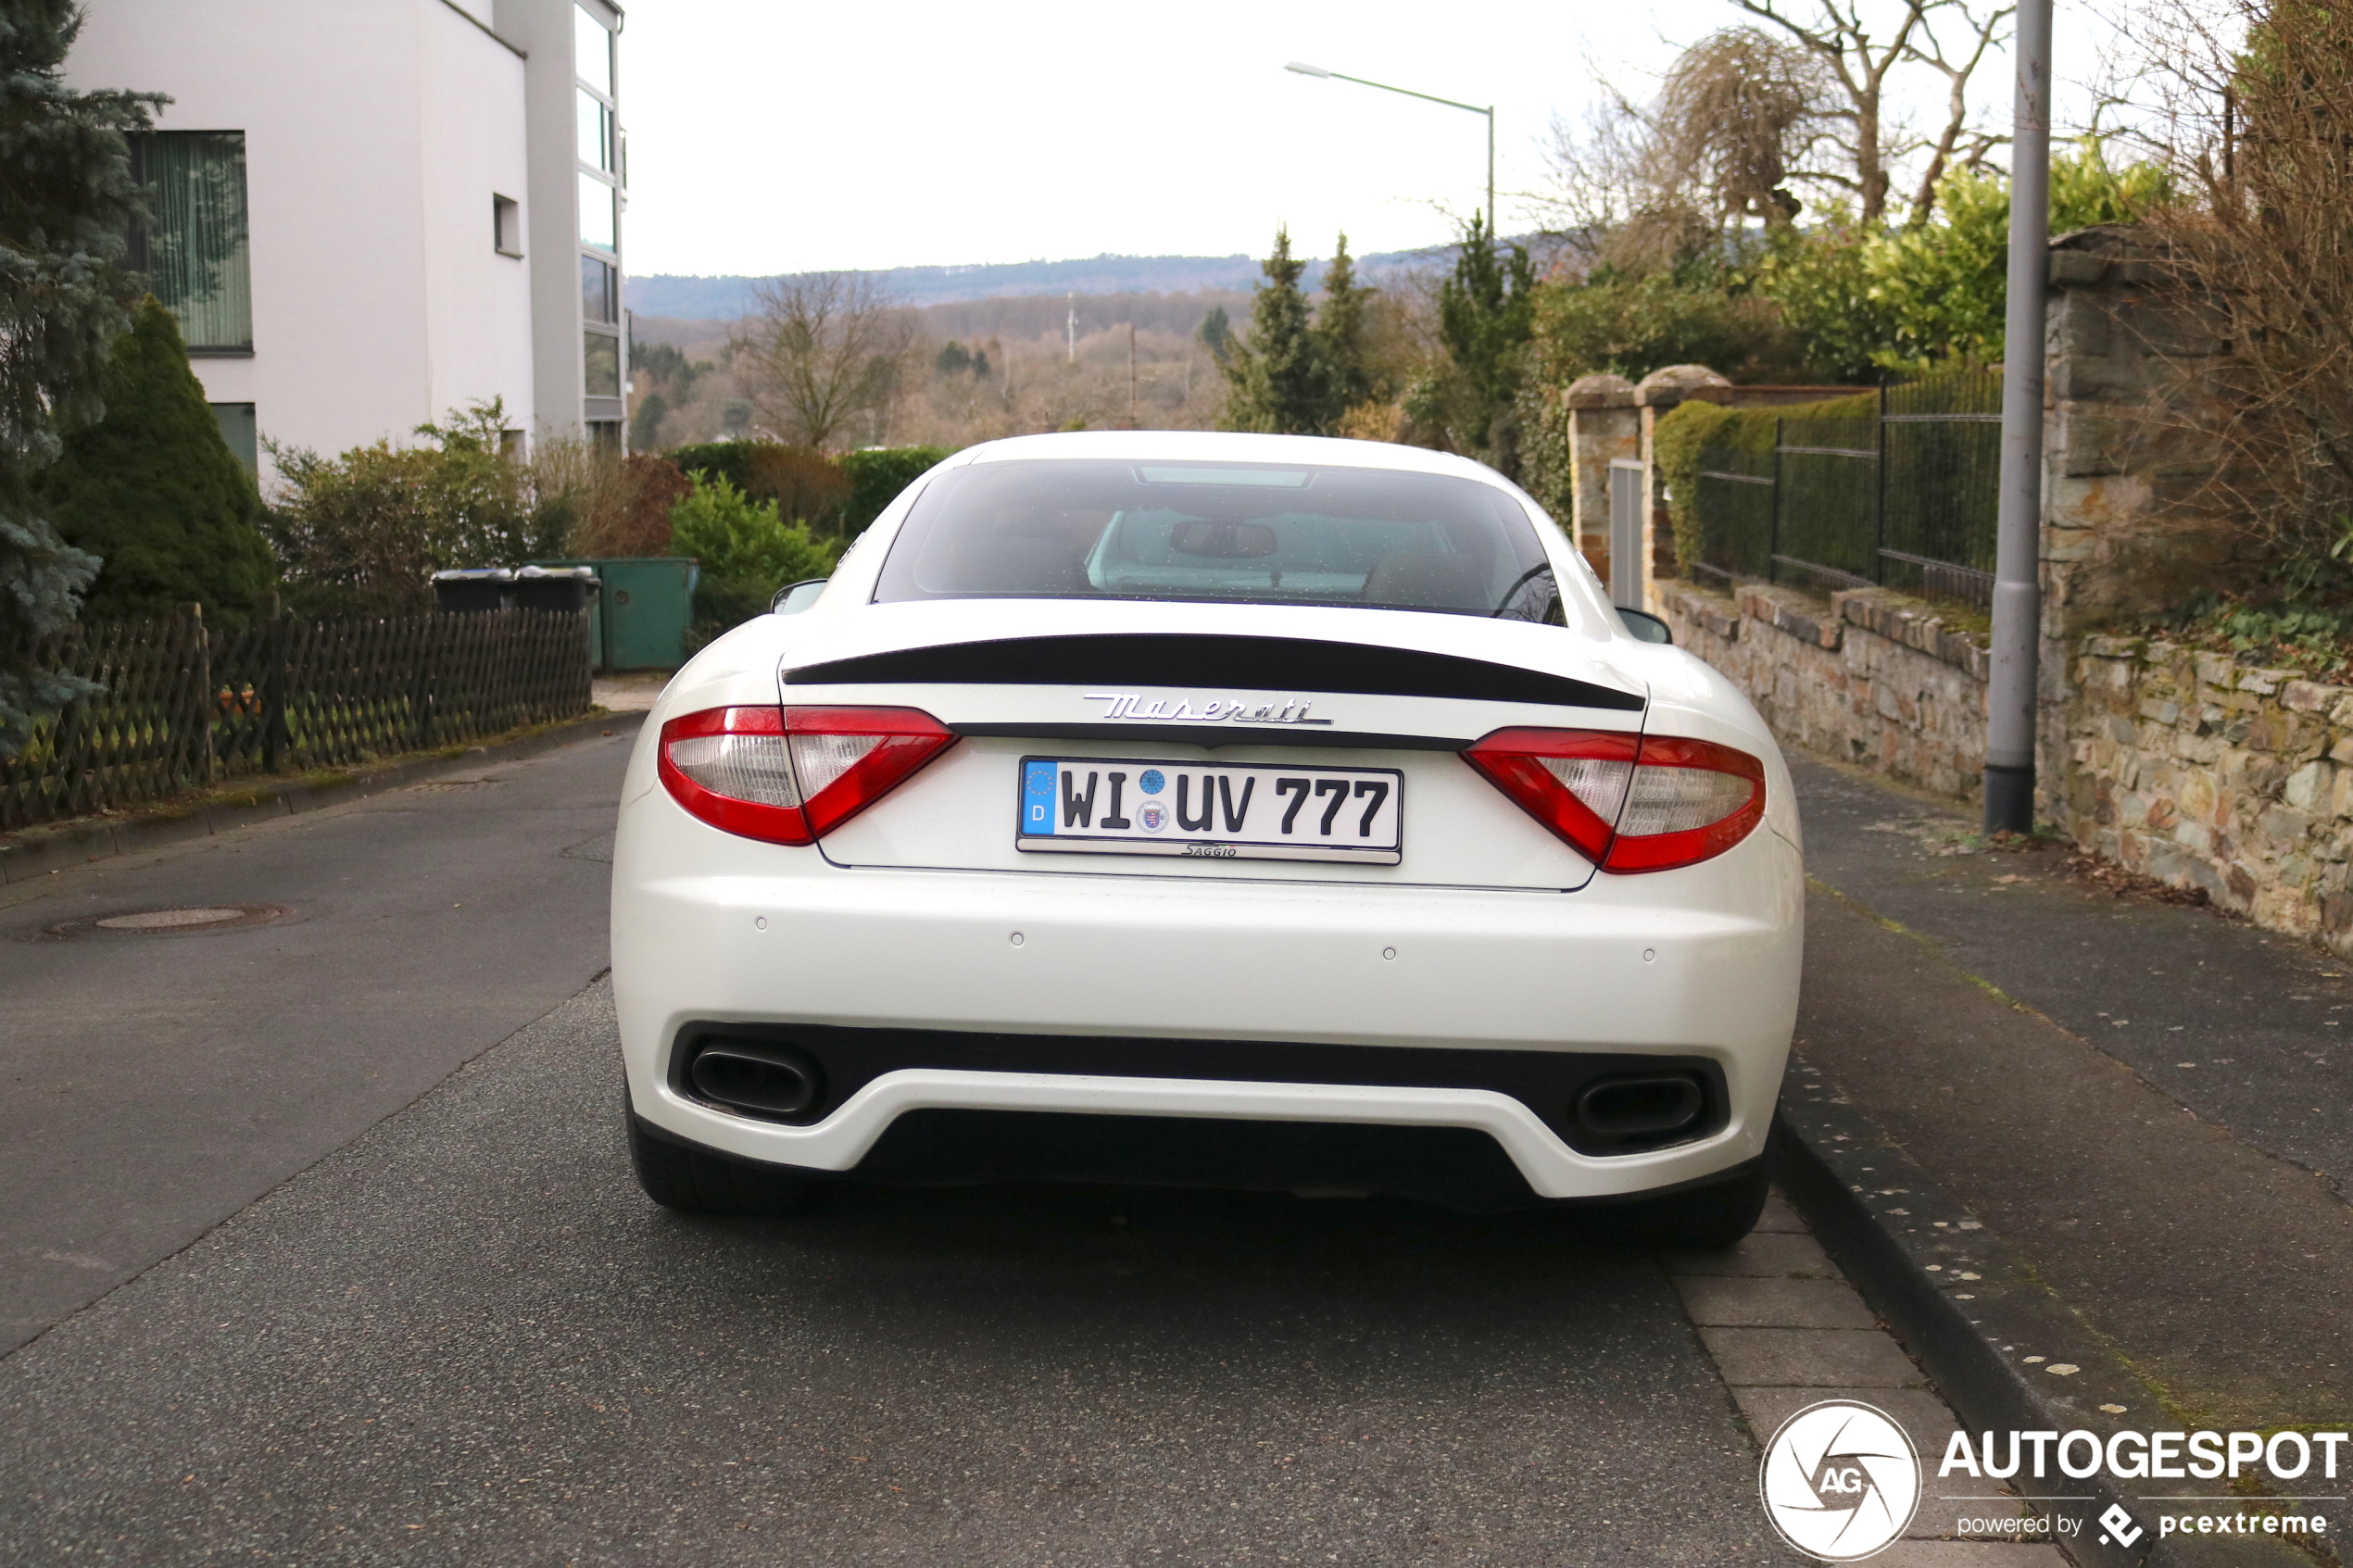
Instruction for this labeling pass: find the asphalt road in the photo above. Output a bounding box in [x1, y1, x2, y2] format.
[0, 729, 632, 1353]
[0, 734, 1798, 1566]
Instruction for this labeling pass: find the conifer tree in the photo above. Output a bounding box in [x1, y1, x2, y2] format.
[1197, 305, 1232, 363]
[1216, 228, 1330, 435]
[44, 297, 275, 624]
[1437, 211, 1537, 473]
[0, 0, 159, 751]
[1313, 232, 1374, 423]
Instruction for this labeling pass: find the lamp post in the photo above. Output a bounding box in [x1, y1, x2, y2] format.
[1983, 0, 2051, 834]
[1284, 61, 1493, 232]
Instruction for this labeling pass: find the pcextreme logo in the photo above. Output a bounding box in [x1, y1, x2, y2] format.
[1759, 1400, 1922, 1562]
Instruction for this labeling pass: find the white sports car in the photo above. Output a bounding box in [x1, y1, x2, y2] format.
[610, 432, 1802, 1246]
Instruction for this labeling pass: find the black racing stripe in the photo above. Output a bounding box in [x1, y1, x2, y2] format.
[785, 633, 1644, 711]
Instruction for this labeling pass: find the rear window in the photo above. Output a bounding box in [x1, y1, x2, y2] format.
[873, 458, 1564, 621]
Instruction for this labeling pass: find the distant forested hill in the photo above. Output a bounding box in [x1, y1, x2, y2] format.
[632, 246, 1450, 319]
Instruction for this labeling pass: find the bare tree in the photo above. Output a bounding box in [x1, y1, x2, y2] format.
[732, 272, 912, 450]
[1542, 0, 2009, 270]
[1653, 30, 1842, 227]
[2103, 0, 2353, 564]
[1728, 0, 2012, 223]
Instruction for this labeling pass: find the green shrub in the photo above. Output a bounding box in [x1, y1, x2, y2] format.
[261, 398, 557, 617]
[668, 475, 840, 646]
[1756, 141, 2171, 380]
[665, 439, 764, 495]
[44, 298, 276, 626]
[837, 445, 952, 538]
[664, 441, 950, 542]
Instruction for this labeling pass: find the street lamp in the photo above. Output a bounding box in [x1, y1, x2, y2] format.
[1284, 61, 1494, 233]
[1983, 0, 2051, 834]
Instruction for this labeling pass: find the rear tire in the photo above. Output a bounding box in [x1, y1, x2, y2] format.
[1631, 1160, 1770, 1249]
[626, 1109, 819, 1216]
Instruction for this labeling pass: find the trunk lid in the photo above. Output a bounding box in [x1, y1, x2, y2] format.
[777, 600, 1649, 893]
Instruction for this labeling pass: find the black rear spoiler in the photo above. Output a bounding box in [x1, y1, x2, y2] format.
[785, 633, 1644, 713]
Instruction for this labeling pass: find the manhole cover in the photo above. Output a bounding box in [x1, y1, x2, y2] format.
[97, 907, 249, 931]
[44, 904, 289, 939]
[405, 778, 501, 794]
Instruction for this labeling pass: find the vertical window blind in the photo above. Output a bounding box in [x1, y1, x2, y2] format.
[132, 132, 252, 352]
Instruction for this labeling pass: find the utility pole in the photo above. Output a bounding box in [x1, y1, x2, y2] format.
[1066, 293, 1076, 365]
[1128, 323, 1138, 426]
[1984, 0, 2052, 835]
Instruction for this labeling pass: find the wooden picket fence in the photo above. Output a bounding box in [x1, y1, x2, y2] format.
[0, 607, 593, 832]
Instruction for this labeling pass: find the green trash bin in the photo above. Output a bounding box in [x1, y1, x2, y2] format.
[530, 558, 700, 671]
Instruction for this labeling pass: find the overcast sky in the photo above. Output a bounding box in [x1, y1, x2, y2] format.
[618, 0, 2125, 278]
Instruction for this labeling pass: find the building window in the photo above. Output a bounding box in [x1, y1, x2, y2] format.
[208, 402, 257, 472]
[576, 89, 612, 173]
[582, 255, 616, 323]
[576, 4, 623, 415]
[493, 194, 522, 257]
[583, 330, 619, 396]
[574, 3, 620, 257]
[578, 170, 615, 251]
[574, 6, 611, 96]
[129, 132, 252, 354]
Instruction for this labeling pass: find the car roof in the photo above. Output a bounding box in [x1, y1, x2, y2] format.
[952, 430, 1505, 483]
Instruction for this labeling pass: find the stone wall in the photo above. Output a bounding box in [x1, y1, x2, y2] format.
[1656, 577, 2353, 952]
[1657, 580, 1990, 802]
[2041, 227, 2250, 640]
[2064, 639, 2353, 951]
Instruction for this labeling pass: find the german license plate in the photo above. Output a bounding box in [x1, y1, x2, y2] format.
[1018, 758, 1403, 864]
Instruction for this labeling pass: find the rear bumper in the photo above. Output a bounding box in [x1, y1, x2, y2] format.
[612, 790, 1804, 1202]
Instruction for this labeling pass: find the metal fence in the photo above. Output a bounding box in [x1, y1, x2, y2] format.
[1691, 368, 2001, 604]
[0, 608, 593, 831]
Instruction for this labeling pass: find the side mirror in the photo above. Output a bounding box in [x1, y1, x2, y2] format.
[772, 579, 829, 615]
[1617, 606, 1673, 645]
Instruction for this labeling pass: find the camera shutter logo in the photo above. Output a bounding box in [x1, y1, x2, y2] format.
[1759, 1399, 1921, 1562]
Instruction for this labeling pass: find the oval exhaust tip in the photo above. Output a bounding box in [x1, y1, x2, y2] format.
[689, 1041, 821, 1117]
[1574, 1073, 1705, 1137]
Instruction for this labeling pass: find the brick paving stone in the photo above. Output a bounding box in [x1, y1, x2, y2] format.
[1730, 1386, 1961, 1453]
[1662, 1231, 1837, 1279]
[1699, 1326, 1929, 1388]
[1675, 1273, 1880, 1329]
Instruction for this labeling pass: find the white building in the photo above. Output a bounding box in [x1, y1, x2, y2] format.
[67, 0, 627, 478]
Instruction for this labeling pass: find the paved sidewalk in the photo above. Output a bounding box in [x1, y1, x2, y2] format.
[1788, 753, 2353, 1432]
[591, 671, 669, 712]
[1670, 1190, 2061, 1563]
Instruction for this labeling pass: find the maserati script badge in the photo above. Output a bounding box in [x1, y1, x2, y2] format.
[1083, 693, 1334, 725]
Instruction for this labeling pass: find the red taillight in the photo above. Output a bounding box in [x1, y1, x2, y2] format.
[658, 705, 957, 846]
[1463, 727, 1765, 874]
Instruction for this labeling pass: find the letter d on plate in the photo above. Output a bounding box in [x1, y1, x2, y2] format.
[1022, 759, 1057, 834]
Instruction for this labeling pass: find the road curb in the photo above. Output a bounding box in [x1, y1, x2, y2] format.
[1772, 1055, 2310, 1568]
[0, 709, 646, 886]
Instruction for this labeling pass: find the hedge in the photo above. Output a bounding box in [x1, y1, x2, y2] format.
[1650, 390, 1874, 581]
[665, 442, 955, 542]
